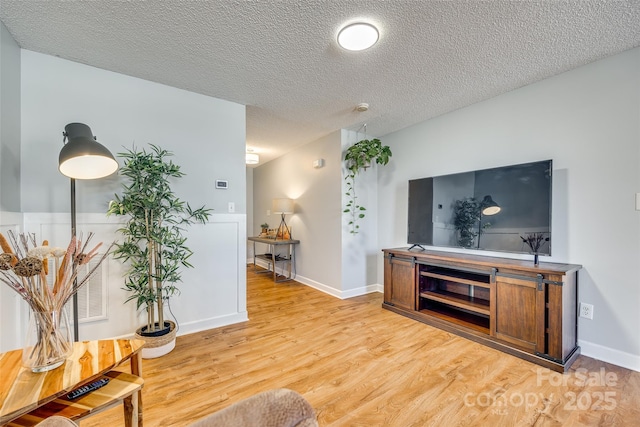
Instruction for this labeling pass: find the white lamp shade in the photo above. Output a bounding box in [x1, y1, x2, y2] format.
[482, 205, 501, 216]
[481, 195, 501, 216]
[272, 198, 294, 214]
[59, 123, 118, 179]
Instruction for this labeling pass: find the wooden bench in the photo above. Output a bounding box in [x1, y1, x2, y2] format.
[6, 371, 144, 427]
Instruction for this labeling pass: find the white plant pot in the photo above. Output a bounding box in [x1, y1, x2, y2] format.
[134, 320, 177, 359]
[141, 338, 176, 359]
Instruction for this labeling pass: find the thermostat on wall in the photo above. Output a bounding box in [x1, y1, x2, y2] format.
[215, 180, 228, 189]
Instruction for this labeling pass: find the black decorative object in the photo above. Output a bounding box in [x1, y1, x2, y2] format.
[520, 233, 549, 265]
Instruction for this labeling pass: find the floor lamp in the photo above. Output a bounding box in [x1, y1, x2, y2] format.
[58, 123, 118, 341]
[477, 195, 501, 249]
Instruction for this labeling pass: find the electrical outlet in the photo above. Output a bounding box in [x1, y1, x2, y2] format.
[579, 302, 594, 320]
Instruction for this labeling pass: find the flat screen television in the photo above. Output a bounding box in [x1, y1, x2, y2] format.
[408, 160, 552, 255]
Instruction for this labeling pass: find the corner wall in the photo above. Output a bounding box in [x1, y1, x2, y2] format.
[341, 129, 383, 296]
[377, 47, 640, 370]
[252, 131, 344, 295]
[0, 20, 20, 212]
[0, 21, 22, 351]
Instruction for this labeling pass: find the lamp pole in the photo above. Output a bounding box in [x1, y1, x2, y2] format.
[70, 178, 79, 341]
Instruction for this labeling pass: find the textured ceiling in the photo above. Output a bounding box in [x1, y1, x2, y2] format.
[1, 1, 639, 166]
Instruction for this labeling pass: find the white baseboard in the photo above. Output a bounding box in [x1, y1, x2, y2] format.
[578, 339, 640, 372]
[294, 273, 382, 299]
[252, 258, 382, 299]
[107, 312, 249, 341]
[177, 311, 249, 336]
[341, 283, 383, 298]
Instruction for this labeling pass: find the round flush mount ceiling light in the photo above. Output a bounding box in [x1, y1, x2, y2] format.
[337, 22, 379, 51]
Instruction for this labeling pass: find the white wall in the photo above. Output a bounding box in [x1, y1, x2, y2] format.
[377, 47, 640, 371]
[0, 50, 248, 351]
[253, 131, 344, 296]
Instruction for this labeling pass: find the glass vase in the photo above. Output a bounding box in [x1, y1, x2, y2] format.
[22, 309, 73, 372]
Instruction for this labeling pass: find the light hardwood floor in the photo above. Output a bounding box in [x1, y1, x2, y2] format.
[84, 267, 640, 426]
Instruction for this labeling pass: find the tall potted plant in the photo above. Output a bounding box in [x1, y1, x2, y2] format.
[453, 198, 481, 248]
[452, 197, 494, 248]
[107, 144, 212, 357]
[343, 138, 392, 234]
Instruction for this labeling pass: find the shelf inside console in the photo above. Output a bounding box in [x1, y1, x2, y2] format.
[419, 290, 490, 316]
[419, 301, 489, 334]
[420, 266, 490, 288]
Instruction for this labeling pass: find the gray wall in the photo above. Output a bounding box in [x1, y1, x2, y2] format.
[0, 21, 22, 351]
[377, 47, 640, 369]
[0, 20, 20, 212]
[20, 50, 246, 215]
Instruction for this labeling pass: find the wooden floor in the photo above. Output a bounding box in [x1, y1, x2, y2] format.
[84, 267, 640, 426]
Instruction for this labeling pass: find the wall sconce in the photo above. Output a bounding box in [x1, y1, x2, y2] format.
[246, 153, 259, 164]
[58, 123, 118, 341]
[246, 148, 259, 165]
[272, 198, 294, 240]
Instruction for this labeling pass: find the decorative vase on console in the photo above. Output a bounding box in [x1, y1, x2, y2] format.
[22, 309, 72, 372]
[520, 232, 549, 266]
[0, 230, 112, 372]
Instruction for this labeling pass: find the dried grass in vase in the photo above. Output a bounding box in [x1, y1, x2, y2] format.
[0, 230, 112, 371]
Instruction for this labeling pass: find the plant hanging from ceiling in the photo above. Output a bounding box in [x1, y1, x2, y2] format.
[344, 137, 392, 234]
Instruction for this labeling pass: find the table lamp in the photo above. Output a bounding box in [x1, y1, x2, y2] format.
[272, 198, 294, 240]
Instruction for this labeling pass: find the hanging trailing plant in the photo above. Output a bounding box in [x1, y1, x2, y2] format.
[344, 138, 392, 234]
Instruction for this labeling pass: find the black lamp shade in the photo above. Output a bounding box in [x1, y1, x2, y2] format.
[481, 195, 501, 216]
[59, 123, 118, 179]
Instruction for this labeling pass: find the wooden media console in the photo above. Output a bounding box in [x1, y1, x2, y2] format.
[382, 248, 582, 372]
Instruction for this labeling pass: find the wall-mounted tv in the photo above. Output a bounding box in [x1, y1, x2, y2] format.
[408, 160, 552, 255]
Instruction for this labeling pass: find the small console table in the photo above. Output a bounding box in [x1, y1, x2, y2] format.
[0, 339, 145, 426]
[249, 236, 300, 282]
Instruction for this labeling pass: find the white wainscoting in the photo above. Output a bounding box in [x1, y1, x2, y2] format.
[0, 212, 247, 352]
[0, 212, 25, 352]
